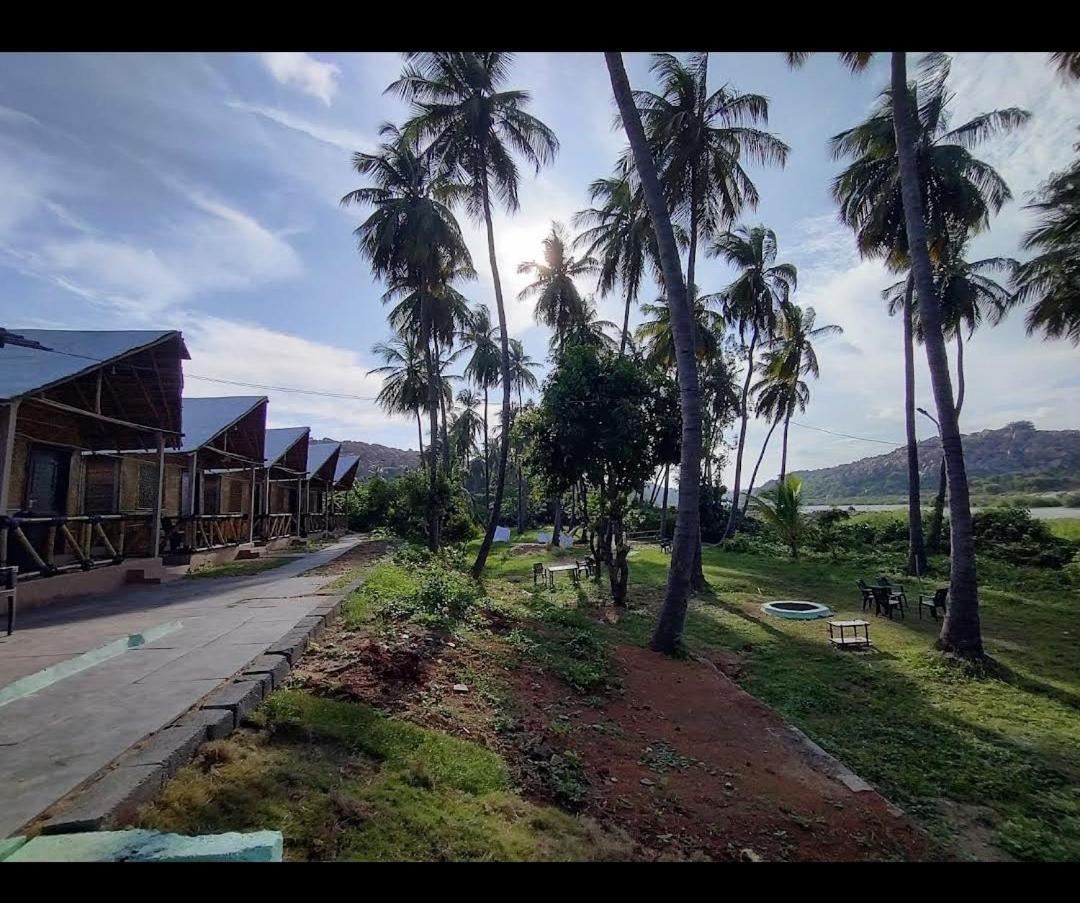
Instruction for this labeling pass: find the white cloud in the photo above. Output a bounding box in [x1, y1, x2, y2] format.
[181, 316, 408, 446]
[225, 100, 371, 154]
[259, 52, 341, 106]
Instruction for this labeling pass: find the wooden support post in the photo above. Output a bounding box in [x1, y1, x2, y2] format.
[296, 477, 303, 537]
[248, 466, 256, 543]
[0, 401, 19, 567]
[151, 432, 164, 558]
[187, 452, 198, 516]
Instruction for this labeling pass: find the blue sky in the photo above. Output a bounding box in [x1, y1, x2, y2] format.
[1, 52, 1077, 484]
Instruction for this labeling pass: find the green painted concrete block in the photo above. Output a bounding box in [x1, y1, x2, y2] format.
[4, 829, 283, 862]
[0, 837, 28, 861]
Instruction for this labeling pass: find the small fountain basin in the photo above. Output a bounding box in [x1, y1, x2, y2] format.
[760, 601, 831, 620]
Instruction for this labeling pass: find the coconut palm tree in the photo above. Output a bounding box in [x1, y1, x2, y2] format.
[706, 225, 797, 538]
[343, 124, 474, 550]
[368, 336, 430, 462]
[740, 376, 792, 521]
[789, 51, 1026, 657]
[750, 475, 805, 559]
[607, 52, 702, 656]
[560, 298, 620, 354]
[450, 388, 483, 473]
[459, 304, 502, 513]
[630, 52, 789, 302]
[833, 56, 1026, 579]
[392, 52, 558, 577]
[635, 287, 719, 370]
[572, 166, 664, 356]
[507, 338, 541, 532]
[1051, 52, 1080, 81]
[518, 221, 599, 351]
[1014, 149, 1080, 345]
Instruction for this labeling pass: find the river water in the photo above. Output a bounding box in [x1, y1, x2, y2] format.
[804, 504, 1080, 521]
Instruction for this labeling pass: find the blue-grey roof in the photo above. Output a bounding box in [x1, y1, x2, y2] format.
[334, 453, 361, 482]
[177, 396, 267, 454]
[307, 441, 341, 477]
[0, 330, 183, 402]
[264, 426, 309, 466]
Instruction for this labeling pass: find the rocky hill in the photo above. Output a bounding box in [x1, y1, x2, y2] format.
[315, 438, 419, 478]
[764, 422, 1080, 503]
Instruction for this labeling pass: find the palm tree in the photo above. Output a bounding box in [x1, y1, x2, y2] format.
[508, 338, 541, 532]
[573, 166, 664, 355]
[607, 52, 702, 656]
[450, 388, 483, 473]
[740, 375, 792, 521]
[560, 297, 619, 353]
[707, 225, 797, 538]
[1051, 52, 1080, 81]
[789, 50, 1024, 657]
[518, 221, 599, 351]
[1014, 149, 1080, 345]
[460, 304, 502, 513]
[631, 52, 789, 303]
[392, 52, 558, 578]
[832, 55, 1026, 580]
[635, 287, 720, 368]
[343, 124, 474, 550]
[764, 304, 842, 481]
[750, 475, 805, 559]
[368, 336, 430, 462]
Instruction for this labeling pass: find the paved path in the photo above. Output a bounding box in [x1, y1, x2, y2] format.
[0, 537, 363, 838]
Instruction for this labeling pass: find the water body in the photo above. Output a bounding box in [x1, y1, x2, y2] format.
[804, 504, 1080, 521]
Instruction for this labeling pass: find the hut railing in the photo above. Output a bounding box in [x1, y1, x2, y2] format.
[0, 513, 155, 578]
[256, 512, 295, 543]
[159, 514, 251, 554]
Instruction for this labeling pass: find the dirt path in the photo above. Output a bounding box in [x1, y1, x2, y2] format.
[303, 538, 391, 577]
[507, 645, 929, 861]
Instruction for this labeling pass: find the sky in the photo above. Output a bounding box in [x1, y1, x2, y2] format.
[1, 51, 1077, 486]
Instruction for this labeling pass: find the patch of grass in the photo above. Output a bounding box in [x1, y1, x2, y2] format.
[1047, 518, 1080, 542]
[598, 544, 1080, 861]
[186, 557, 291, 579]
[132, 691, 624, 861]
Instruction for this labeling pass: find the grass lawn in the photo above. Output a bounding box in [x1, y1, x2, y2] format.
[1048, 518, 1080, 542]
[136, 530, 1078, 860]
[185, 557, 292, 580]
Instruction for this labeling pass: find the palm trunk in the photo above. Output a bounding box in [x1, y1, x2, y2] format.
[902, 274, 928, 575]
[434, 334, 450, 476]
[619, 288, 633, 357]
[723, 328, 759, 538]
[608, 52, 701, 655]
[471, 168, 513, 579]
[420, 297, 440, 552]
[483, 385, 490, 514]
[516, 384, 526, 533]
[892, 51, 980, 656]
[741, 418, 779, 520]
[415, 409, 425, 463]
[551, 495, 562, 546]
[659, 464, 670, 538]
[779, 413, 792, 482]
[928, 455, 947, 553]
[955, 331, 965, 417]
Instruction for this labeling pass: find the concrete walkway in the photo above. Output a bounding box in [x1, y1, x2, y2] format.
[0, 537, 363, 838]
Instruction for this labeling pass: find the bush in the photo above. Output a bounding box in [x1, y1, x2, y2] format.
[386, 471, 479, 545]
[346, 475, 394, 531]
[970, 506, 1078, 569]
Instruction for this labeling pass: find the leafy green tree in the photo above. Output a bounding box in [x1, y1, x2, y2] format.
[1014, 148, 1080, 345]
[519, 345, 675, 605]
[392, 51, 559, 578]
[706, 225, 797, 538]
[750, 474, 806, 558]
[606, 52, 702, 654]
[343, 124, 474, 550]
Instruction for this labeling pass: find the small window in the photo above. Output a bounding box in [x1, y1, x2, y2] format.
[137, 462, 159, 510]
[84, 458, 119, 514]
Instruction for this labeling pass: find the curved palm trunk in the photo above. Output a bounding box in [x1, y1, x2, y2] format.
[928, 455, 948, 552]
[902, 275, 928, 575]
[434, 334, 450, 476]
[741, 418, 780, 520]
[723, 328, 759, 538]
[955, 331, 965, 417]
[619, 288, 633, 357]
[420, 297, 440, 552]
[415, 409, 425, 462]
[779, 413, 792, 482]
[659, 464, 670, 538]
[483, 385, 490, 514]
[516, 385, 526, 533]
[471, 169, 513, 579]
[892, 51, 980, 655]
[608, 51, 702, 655]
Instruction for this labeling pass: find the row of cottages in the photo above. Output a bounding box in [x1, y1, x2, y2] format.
[0, 329, 360, 608]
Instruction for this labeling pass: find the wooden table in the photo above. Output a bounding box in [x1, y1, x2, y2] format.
[545, 563, 580, 590]
[828, 619, 870, 649]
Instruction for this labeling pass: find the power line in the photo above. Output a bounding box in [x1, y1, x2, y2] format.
[788, 420, 900, 447]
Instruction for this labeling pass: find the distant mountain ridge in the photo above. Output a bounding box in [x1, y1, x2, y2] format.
[762, 422, 1080, 502]
[315, 438, 419, 478]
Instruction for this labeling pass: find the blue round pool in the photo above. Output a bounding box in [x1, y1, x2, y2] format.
[760, 601, 832, 620]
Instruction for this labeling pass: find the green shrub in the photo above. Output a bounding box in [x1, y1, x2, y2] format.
[969, 506, 1079, 569]
[386, 471, 479, 545]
